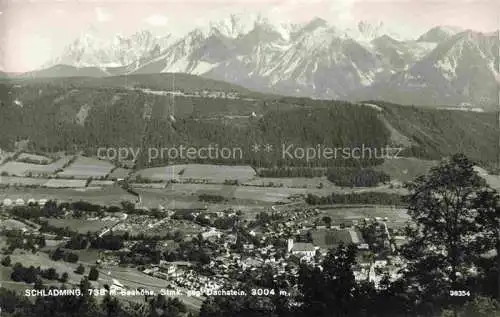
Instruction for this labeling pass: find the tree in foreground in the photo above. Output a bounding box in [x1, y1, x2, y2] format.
[402, 154, 491, 314]
[297, 244, 361, 317]
[471, 187, 500, 299]
[60, 272, 68, 283]
[75, 263, 85, 275]
[1, 255, 11, 266]
[88, 266, 99, 281]
[441, 296, 500, 317]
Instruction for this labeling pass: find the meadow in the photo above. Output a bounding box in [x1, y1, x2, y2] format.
[143, 183, 307, 203]
[0, 162, 47, 176]
[44, 179, 88, 188]
[107, 167, 132, 180]
[134, 164, 256, 183]
[0, 156, 74, 176]
[57, 156, 115, 179]
[133, 165, 187, 181]
[318, 205, 410, 228]
[243, 177, 334, 189]
[0, 176, 49, 186]
[17, 153, 52, 164]
[134, 187, 273, 219]
[373, 157, 437, 183]
[46, 218, 118, 234]
[88, 180, 116, 187]
[474, 166, 500, 190]
[180, 164, 256, 182]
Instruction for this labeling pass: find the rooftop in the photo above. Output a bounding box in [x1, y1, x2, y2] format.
[292, 242, 316, 252]
[311, 228, 364, 249]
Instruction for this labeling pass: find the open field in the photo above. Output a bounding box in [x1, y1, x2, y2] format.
[0, 176, 50, 186]
[0, 162, 45, 176]
[483, 174, 500, 190]
[0, 265, 35, 294]
[136, 186, 272, 211]
[131, 183, 168, 189]
[9, 250, 78, 275]
[163, 183, 297, 203]
[0, 156, 74, 177]
[116, 216, 206, 237]
[89, 180, 116, 187]
[0, 177, 88, 188]
[134, 165, 187, 181]
[243, 177, 335, 189]
[71, 249, 100, 263]
[135, 164, 256, 182]
[317, 205, 410, 228]
[57, 156, 114, 179]
[0, 219, 30, 231]
[138, 183, 307, 204]
[5, 250, 83, 287]
[373, 157, 438, 183]
[167, 183, 406, 202]
[45, 179, 88, 188]
[107, 167, 132, 180]
[474, 166, 500, 191]
[0, 177, 110, 189]
[17, 153, 52, 164]
[0, 151, 16, 165]
[135, 189, 208, 210]
[47, 218, 118, 234]
[138, 195, 272, 214]
[181, 164, 256, 182]
[0, 249, 202, 309]
[0, 187, 137, 206]
[135, 181, 408, 208]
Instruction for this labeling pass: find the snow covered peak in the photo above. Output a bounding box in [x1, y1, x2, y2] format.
[417, 26, 464, 42]
[130, 29, 154, 42]
[293, 24, 350, 53]
[204, 12, 293, 41]
[45, 28, 172, 69]
[344, 20, 407, 44]
[300, 17, 329, 33]
[208, 13, 259, 38]
[357, 20, 384, 38]
[73, 32, 102, 48]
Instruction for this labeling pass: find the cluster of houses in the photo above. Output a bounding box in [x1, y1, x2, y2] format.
[143, 260, 226, 295]
[193, 90, 240, 99]
[284, 221, 407, 288]
[0, 193, 412, 296]
[112, 214, 207, 238]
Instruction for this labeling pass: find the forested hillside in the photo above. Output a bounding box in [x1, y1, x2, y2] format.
[0, 76, 497, 169]
[376, 101, 498, 166]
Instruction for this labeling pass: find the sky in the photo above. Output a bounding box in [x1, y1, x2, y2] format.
[0, 0, 498, 73]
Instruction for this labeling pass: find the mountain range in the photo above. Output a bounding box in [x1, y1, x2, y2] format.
[30, 15, 500, 109]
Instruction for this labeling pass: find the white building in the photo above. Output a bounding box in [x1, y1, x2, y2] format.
[287, 239, 316, 258]
[159, 261, 177, 275]
[201, 228, 221, 240]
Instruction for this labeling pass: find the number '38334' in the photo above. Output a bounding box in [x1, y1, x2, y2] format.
[450, 290, 470, 296]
